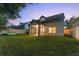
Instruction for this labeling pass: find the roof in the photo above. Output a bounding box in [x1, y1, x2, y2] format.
[30, 13, 65, 25]
[7, 21, 30, 29]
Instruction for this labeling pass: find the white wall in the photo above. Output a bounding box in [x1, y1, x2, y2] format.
[75, 26, 79, 40]
[45, 21, 64, 36]
[71, 26, 79, 40]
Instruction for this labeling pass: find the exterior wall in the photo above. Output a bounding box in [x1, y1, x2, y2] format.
[72, 26, 79, 40]
[73, 27, 76, 38]
[75, 26, 79, 40]
[70, 28, 73, 36]
[24, 24, 28, 30]
[56, 21, 64, 36]
[30, 21, 64, 36]
[7, 29, 25, 34]
[70, 19, 79, 39]
[44, 21, 64, 36]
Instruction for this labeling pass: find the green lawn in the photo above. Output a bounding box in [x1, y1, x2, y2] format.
[0, 35, 79, 56]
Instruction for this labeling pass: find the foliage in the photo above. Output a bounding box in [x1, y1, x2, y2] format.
[0, 17, 7, 30]
[0, 3, 27, 31]
[0, 35, 79, 56]
[0, 3, 27, 19]
[69, 16, 77, 28]
[65, 16, 79, 28]
[64, 19, 69, 28]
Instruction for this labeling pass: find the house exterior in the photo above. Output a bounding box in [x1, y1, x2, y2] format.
[29, 13, 65, 36]
[69, 17, 79, 40]
[6, 22, 30, 34]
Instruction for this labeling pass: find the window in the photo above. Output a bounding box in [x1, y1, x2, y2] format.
[49, 27, 56, 33]
[31, 27, 36, 34]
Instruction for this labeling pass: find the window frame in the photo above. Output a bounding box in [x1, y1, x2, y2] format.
[49, 26, 56, 34]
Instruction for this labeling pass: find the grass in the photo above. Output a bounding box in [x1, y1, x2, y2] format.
[0, 35, 79, 56]
[8, 32, 17, 35]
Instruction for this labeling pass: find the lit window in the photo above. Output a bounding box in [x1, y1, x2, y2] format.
[31, 27, 36, 34]
[49, 27, 56, 33]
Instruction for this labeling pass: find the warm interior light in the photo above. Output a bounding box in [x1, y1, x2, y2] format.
[31, 25, 38, 35]
[49, 27, 56, 33]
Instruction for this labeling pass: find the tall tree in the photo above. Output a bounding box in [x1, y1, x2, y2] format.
[0, 3, 28, 31]
[69, 16, 76, 28]
[64, 19, 69, 29]
[38, 19, 41, 36]
[0, 3, 27, 19]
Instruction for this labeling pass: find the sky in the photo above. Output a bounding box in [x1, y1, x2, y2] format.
[8, 3, 79, 26]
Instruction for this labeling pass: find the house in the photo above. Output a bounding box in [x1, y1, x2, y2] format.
[69, 17, 79, 40]
[29, 13, 65, 36]
[6, 25, 26, 34]
[6, 22, 30, 34]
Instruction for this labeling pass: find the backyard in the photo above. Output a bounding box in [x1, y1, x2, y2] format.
[0, 35, 79, 56]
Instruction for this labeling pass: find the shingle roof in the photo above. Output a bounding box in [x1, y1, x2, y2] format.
[30, 13, 65, 25]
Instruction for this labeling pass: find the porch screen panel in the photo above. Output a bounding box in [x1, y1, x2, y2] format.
[31, 27, 37, 34]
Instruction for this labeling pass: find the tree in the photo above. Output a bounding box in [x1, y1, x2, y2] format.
[38, 19, 41, 36]
[64, 19, 69, 29]
[69, 16, 76, 28]
[0, 3, 30, 31]
[0, 17, 7, 30]
[0, 3, 27, 19]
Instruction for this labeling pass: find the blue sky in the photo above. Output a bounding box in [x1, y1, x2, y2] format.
[9, 3, 79, 25]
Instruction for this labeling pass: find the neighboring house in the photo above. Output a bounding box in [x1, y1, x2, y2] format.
[7, 29, 25, 34]
[6, 22, 30, 34]
[69, 17, 79, 39]
[29, 13, 65, 36]
[22, 22, 30, 34]
[6, 27, 26, 34]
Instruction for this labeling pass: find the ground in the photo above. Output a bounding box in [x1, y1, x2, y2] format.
[0, 35, 79, 56]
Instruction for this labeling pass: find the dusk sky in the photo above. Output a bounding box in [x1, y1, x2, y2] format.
[9, 3, 79, 25]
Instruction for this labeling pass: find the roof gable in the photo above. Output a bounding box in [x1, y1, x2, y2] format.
[30, 13, 65, 25]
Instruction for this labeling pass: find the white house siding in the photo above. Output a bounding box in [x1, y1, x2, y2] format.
[75, 26, 79, 40]
[45, 21, 64, 36]
[72, 27, 76, 37]
[70, 20, 79, 39]
[70, 28, 74, 37]
[70, 26, 79, 40]
[56, 21, 64, 36]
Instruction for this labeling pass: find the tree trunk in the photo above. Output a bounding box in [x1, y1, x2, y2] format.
[38, 20, 40, 37]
